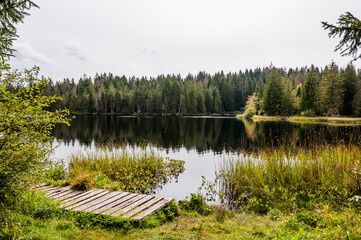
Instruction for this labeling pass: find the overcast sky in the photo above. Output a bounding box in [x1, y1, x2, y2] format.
[9, 0, 361, 81]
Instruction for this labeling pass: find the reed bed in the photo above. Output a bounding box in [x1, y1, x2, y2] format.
[67, 144, 185, 193]
[219, 143, 361, 213]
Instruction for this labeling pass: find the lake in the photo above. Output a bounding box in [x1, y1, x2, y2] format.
[52, 115, 361, 201]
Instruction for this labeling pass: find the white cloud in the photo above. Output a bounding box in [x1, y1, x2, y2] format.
[137, 47, 158, 56]
[13, 42, 55, 66]
[61, 41, 88, 61]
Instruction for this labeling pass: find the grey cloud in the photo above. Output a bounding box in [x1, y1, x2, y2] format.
[61, 41, 88, 61]
[137, 47, 158, 56]
[13, 42, 55, 66]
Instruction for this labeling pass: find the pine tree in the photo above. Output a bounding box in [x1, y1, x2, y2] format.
[300, 67, 318, 112]
[317, 62, 344, 115]
[263, 68, 284, 115]
[341, 63, 357, 115]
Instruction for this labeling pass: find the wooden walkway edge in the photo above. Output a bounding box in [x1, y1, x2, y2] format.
[34, 184, 173, 220]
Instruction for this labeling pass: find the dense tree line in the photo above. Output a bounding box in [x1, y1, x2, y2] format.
[46, 63, 361, 116]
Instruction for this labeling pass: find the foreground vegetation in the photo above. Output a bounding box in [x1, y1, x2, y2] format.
[219, 142, 361, 213]
[46, 145, 185, 194]
[1, 189, 361, 239]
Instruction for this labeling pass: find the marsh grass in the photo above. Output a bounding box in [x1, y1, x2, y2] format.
[67, 144, 185, 193]
[219, 142, 361, 213]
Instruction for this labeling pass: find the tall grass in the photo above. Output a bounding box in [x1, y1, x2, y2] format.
[219, 142, 361, 213]
[67, 144, 184, 193]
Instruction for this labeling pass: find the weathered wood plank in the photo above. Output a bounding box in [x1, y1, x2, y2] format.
[31, 183, 47, 189]
[101, 195, 146, 216]
[36, 184, 173, 220]
[92, 193, 137, 214]
[62, 189, 106, 208]
[122, 197, 164, 219]
[60, 189, 97, 204]
[132, 198, 173, 220]
[48, 188, 72, 198]
[47, 186, 71, 197]
[112, 195, 155, 217]
[66, 191, 110, 210]
[72, 191, 122, 212]
[40, 186, 58, 191]
[84, 192, 130, 213]
[53, 190, 82, 201]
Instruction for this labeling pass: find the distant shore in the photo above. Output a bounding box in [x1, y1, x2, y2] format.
[236, 114, 361, 125]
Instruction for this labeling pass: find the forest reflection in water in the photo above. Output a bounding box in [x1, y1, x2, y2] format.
[53, 115, 361, 153]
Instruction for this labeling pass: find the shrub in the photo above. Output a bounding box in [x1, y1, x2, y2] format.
[179, 193, 212, 216]
[244, 107, 256, 119]
[70, 172, 94, 191]
[0, 67, 69, 201]
[301, 109, 316, 117]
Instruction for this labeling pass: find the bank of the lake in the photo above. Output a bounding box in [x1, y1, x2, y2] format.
[237, 114, 361, 125]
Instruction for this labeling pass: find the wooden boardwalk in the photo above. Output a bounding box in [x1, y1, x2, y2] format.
[34, 184, 173, 220]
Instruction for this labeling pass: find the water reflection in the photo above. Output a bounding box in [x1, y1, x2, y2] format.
[53, 115, 361, 153]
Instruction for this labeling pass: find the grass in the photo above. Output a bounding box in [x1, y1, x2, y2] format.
[1, 190, 361, 239]
[5, 140, 361, 239]
[288, 116, 361, 125]
[46, 144, 185, 193]
[218, 142, 361, 213]
[236, 114, 361, 125]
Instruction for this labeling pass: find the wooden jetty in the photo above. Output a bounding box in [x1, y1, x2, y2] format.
[34, 184, 173, 220]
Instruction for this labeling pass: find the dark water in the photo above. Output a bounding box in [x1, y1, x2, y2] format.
[52, 115, 361, 200]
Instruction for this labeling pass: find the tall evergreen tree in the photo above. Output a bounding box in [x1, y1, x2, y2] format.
[317, 62, 344, 115]
[341, 63, 357, 115]
[300, 67, 318, 112]
[263, 68, 284, 115]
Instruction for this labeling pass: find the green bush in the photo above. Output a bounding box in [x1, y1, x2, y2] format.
[243, 107, 256, 119]
[179, 193, 212, 216]
[301, 109, 316, 117]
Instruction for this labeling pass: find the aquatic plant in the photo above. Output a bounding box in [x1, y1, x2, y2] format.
[67, 144, 185, 193]
[218, 142, 361, 213]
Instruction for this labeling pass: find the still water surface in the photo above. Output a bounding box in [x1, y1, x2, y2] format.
[52, 115, 361, 200]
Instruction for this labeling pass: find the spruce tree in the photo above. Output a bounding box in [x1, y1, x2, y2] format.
[317, 62, 344, 115]
[341, 63, 357, 115]
[300, 67, 318, 112]
[263, 68, 284, 115]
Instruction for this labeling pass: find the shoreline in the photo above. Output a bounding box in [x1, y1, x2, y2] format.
[236, 115, 361, 126]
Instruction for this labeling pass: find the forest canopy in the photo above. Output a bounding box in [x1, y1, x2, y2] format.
[47, 63, 361, 117]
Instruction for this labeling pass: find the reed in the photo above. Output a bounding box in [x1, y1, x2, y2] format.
[219, 142, 361, 213]
[68, 144, 185, 193]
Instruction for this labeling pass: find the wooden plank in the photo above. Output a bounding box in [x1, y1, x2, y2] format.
[61, 189, 96, 204]
[101, 195, 146, 216]
[37, 185, 173, 220]
[92, 193, 137, 214]
[45, 188, 63, 195]
[66, 191, 110, 210]
[122, 197, 164, 219]
[40, 186, 58, 191]
[36, 185, 52, 190]
[49, 189, 73, 198]
[62, 189, 106, 208]
[132, 198, 173, 220]
[112, 195, 155, 217]
[84, 192, 130, 213]
[53, 190, 83, 201]
[47, 186, 71, 197]
[31, 183, 47, 189]
[48, 188, 72, 198]
[72, 191, 122, 212]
